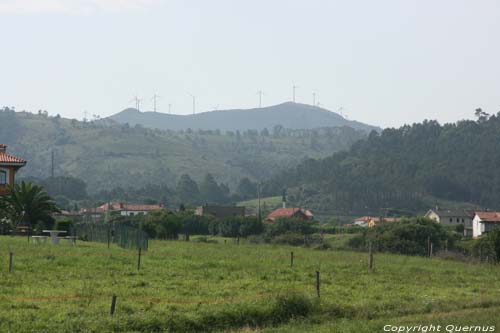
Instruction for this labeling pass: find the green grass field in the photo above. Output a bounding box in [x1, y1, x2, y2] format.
[1, 236, 500, 332]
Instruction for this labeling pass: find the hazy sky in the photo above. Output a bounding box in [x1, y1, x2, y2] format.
[1, 0, 499, 128]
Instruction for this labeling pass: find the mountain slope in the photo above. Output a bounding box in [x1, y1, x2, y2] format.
[0, 108, 368, 194]
[270, 116, 500, 215]
[108, 102, 379, 132]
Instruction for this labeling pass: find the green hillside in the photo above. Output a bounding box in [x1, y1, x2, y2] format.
[0, 108, 367, 194]
[270, 111, 500, 215]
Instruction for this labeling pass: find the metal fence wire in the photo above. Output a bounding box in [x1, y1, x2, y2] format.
[74, 223, 148, 251]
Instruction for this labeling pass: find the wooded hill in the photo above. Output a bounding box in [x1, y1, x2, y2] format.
[0, 107, 368, 194]
[271, 111, 500, 215]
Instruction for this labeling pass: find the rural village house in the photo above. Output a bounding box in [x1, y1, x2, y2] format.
[0, 144, 26, 196]
[266, 207, 314, 222]
[81, 202, 164, 218]
[472, 212, 500, 238]
[424, 208, 474, 236]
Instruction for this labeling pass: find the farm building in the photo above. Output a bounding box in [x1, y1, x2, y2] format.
[0, 144, 26, 196]
[195, 205, 245, 220]
[425, 208, 474, 236]
[81, 202, 164, 218]
[266, 208, 314, 222]
[472, 212, 500, 238]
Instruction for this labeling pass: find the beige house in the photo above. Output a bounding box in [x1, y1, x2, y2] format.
[425, 209, 473, 236]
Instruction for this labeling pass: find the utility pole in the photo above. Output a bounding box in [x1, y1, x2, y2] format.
[258, 183, 262, 224]
[50, 150, 55, 178]
[83, 110, 89, 122]
[312, 91, 317, 106]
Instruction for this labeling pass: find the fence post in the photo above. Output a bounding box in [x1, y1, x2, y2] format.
[316, 271, 320, 298]
[427, 237, 431, 257]
[110, 295, 117, 316]
[290, 251, 294, 268]
[137, 248, 142, 271]
[8, 252, 13, 273]
[430, 242, 433, 257]
[368, 241, 374, 272]
[107, 226, 111, 249]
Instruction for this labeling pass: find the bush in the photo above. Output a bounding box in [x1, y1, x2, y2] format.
[271, 232, 306, 246]
[265, 217, 314, 238]
[348, 217, 453, 256]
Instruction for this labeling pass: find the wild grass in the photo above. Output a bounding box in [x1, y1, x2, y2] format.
[1, 236, 499, 332]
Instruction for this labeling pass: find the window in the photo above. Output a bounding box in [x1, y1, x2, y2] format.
[449, 218, 452, 222]
[0, 170, 6, 185]
[456, 218, 459, 223]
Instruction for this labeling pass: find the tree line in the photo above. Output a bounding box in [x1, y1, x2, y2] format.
[267, 110, 500, 212]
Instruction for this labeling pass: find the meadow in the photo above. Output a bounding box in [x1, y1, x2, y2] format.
[1, 235, 500, 332]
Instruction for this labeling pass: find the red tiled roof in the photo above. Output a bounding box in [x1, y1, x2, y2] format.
[0, 144, 27, 164]
[267, 207, 309, 221]
[475, 212, 500, 222]
[0, 153, 27, 164]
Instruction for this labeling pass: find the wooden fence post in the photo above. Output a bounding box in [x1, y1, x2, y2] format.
[368, 241, 374, 272]
[427, 237, 431, 257]
[107, 226, 111, 249]
[8, 252, 13, 273]
[430, 242, 433, 257]
[110, 295, 117, 316]
[137, 248, 142, 271]
[290, 251, 294, 268]
[316, 271, 320, 298]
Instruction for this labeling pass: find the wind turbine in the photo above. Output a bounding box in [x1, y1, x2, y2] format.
[152, 94, 161, 112]
[292, 84, 298, 103]
[256, 90, 265, 108]
[312, 91, 318, 107]
[130, 96, 142, 111]
[188, 93, 196, 114]
[338, 106, 348, 119]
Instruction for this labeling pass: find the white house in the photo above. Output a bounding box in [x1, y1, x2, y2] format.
[425, 208, 474, 236]
[472, 212, 500, 238]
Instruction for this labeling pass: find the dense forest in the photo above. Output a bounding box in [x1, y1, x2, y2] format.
[270, 109, 500, 215]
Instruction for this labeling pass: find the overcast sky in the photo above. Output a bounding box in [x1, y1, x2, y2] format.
[0, 0, 499, 128]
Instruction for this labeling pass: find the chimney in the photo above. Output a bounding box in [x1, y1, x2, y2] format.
[0, 144, 6, 153]
[282, 188, 287, 209]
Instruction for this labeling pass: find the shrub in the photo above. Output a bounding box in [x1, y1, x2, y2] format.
[271, 232, 306, 246]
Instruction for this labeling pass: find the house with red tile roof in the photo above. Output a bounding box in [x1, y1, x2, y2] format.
[266, 207, 313, 222]
[472, 212, 500, 238]
[80, 201, 164, 218]
[0, 144, 27, 195]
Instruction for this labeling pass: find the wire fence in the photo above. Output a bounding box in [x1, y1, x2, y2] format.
[74, 222, 148, 251]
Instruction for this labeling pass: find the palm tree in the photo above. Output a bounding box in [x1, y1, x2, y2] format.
[0, 181, 59, 230]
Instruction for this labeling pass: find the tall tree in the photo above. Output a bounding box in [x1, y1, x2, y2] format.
[199, 173, 224, 203]
[175, 174, 200, 205]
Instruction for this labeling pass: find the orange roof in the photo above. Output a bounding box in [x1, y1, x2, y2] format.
[0, 144, 26, 165]
[475, 212, 500, 222]
[267, 207, 308, 220]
